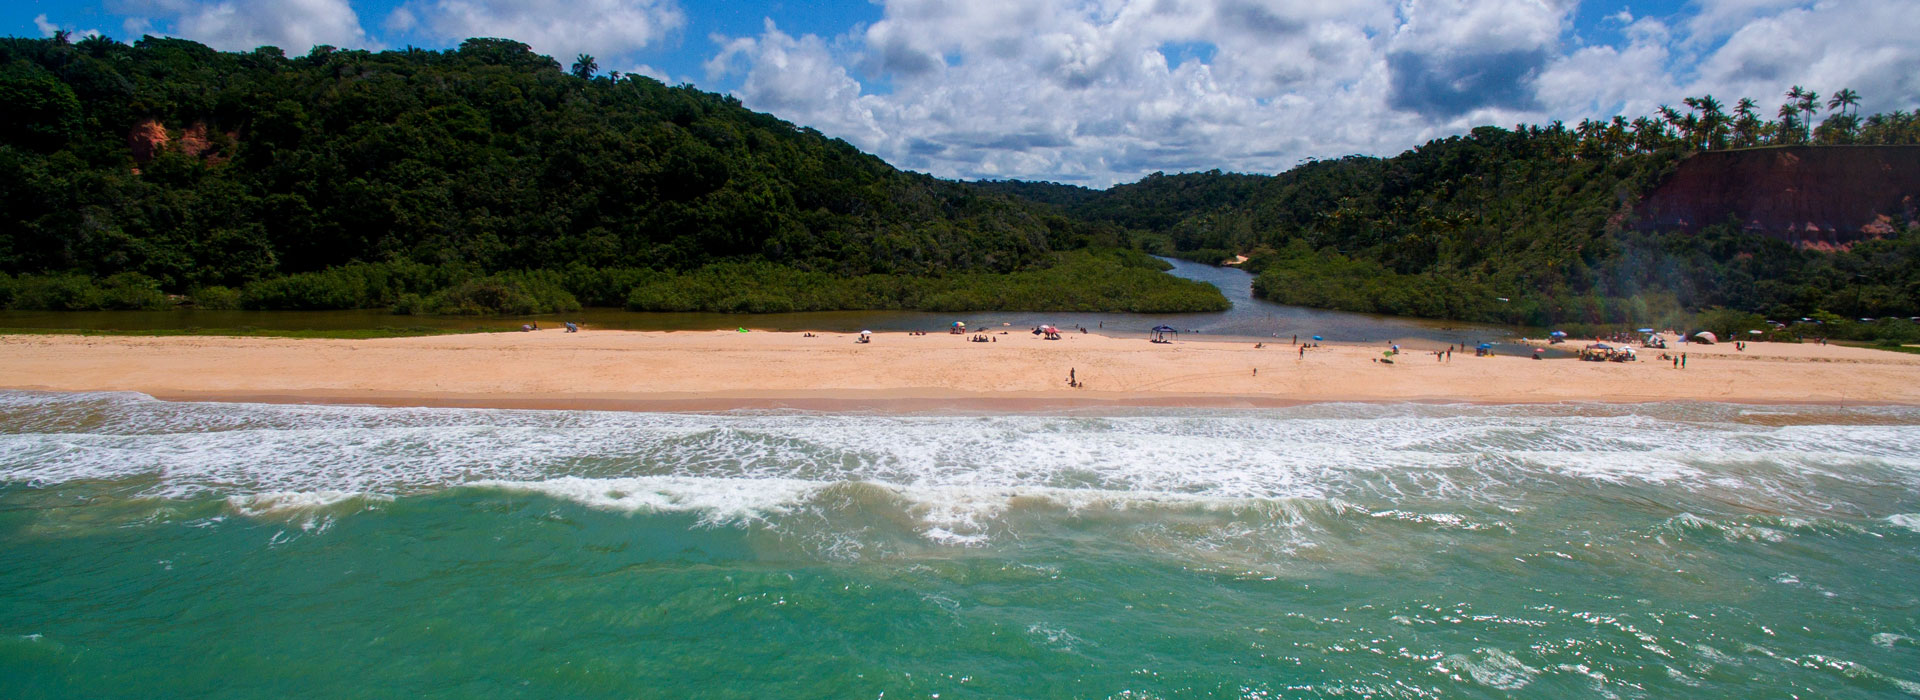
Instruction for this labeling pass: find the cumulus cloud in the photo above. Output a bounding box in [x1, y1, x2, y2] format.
[121, 0, 372, 51]
[389, 0, 685, 63]
[701, 0, 1920, 186]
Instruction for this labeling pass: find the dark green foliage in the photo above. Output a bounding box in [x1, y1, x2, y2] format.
[409, 272, 581, 315]
[1, 271, 169, 310]
[626, 250, 1226, 314]
[0, 35, 1217, 314]
[236, 262, 456, 310]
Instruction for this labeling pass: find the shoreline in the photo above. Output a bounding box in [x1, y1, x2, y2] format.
[6, 329, 1920, 411]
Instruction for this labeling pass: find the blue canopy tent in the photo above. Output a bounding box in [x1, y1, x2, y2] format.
[1151, 325, 1178, 341]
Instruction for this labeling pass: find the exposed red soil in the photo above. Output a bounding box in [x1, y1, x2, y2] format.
[1635, 146, 1920, 248]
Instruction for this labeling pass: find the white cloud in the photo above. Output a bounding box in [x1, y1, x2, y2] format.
[122, 0, 372, 51]
[389, 0, 685, 63]
[700, 0, 1920, 186]
[33, 13, 104, 40]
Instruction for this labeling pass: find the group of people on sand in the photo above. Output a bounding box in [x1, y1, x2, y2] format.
[519, 321, 581, 332]
[1065, 368, 1084, 388]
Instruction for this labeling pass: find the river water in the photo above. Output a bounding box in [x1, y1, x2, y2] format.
[2, 392, 1918, 697]
[0, 259, 1514, 345]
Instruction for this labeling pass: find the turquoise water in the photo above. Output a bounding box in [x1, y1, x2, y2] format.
[3, 392, 1919, 698]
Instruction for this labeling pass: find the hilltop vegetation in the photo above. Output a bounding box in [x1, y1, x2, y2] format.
[990, 92, 1920, 338]
[0, 34, 1222, 314]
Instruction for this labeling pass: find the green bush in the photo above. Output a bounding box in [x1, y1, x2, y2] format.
[8, 274, 105, 310]
[188, 286, 243, 310]
[418, 273, 581, 315]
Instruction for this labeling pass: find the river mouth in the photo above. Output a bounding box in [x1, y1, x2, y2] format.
[0, 258, 1519, 345]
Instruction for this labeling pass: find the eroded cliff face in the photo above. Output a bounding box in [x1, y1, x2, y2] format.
[1636, 146, 1920, 248]
[126, 119, 233, 169]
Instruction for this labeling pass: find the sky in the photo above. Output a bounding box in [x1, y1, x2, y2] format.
[12, 0, 1919, 187]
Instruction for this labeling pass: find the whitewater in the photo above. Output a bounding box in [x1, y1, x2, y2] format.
[3, 390, 1918, 698]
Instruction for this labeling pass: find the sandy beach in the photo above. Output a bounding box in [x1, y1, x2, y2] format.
[4, 329, 1919, 409]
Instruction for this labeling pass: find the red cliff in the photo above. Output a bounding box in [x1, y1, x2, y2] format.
[1635, 146, 1920, 248]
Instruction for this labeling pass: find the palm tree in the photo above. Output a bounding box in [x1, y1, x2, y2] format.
[571, 53, 598, 79]
[1828, 88, 1860, 117]
[1733, 97, 1759, 147]
[1694, 95, 1728, 149]
[1798, 90, 1821, 142]
[1775, 102, 1803, 144]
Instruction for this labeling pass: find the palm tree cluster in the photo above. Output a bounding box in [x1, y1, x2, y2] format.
[1564, 86, 1915, 159]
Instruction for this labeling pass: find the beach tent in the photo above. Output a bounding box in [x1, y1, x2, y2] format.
[737, 327, 749, 333]
[1693, 331, 1718, 344]
[1549, 330, 1567, 338]
[1476, 343, 1493, 350]
[1151, 324, 1178, 341]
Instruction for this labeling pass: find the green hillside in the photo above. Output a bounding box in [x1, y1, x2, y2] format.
[0, 35, 1226, 314]
[995, 102, 1920, 341]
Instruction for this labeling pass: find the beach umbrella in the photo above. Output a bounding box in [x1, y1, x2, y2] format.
[1693, 331, 1717, 343]
[1152, 325, 1177, 333]
[1748, 330, 1763, 335]
[1311, 335, 1324, 341]
[953, 321, 965, 328]
[1533, 347, 1544, 353]
[1593, 343, 1613, 350]
[1476, 343, 1493, 350]
[860, 330, 871, 336]
[1637, 328, 1655, 333]
[1549, 330, 1567, 337]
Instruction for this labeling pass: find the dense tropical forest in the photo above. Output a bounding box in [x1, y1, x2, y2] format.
[0, 34, 1224, 314]
[980, 91, 1920, 342]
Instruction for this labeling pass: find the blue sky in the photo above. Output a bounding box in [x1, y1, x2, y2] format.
[14, 0, 1917, 186]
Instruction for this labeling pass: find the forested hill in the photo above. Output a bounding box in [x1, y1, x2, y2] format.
[0, 35, 1225, 314]
[992, 110, 1920, 340]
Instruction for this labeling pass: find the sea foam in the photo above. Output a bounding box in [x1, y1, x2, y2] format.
[3, 391, 1918, 544]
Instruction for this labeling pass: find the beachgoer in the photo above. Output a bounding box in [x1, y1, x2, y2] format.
[1069, 368, 1076, 385]
[1299, 345, 1306, 358]
[1681, 353, 1687, 368]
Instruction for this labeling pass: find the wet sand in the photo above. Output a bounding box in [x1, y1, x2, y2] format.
[4, 330, 1918, 409]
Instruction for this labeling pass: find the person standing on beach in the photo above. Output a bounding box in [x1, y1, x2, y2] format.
[1681, 353, 1687, 369]
[1069, 368, 1076, 386]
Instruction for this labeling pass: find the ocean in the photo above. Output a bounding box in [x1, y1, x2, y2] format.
[2, 390, 1917, 698]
